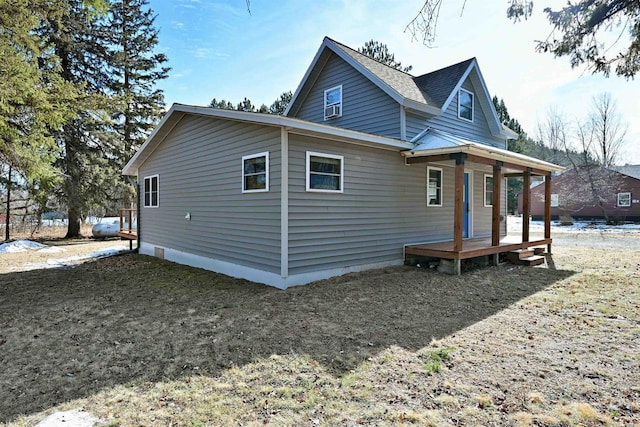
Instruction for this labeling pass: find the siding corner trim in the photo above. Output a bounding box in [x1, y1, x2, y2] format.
[280, 128, 289, 278]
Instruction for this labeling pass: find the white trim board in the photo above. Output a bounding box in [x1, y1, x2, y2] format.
[139, 242, 402, 289]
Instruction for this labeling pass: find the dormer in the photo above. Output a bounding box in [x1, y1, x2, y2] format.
[286, 37, 517, 147]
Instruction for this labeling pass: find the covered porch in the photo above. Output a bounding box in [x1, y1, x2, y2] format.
[401, 129, 563, 274]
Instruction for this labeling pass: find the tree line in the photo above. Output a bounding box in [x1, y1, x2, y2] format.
[1, 0, 168, 239]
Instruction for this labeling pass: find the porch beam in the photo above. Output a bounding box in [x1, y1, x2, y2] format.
[544, 172, 552, 253]
[522, 168, 531, 243]
[491, 162, 503, 246]
[405, 154, 454, 164]
[453, 153, 466, 253]
[406, 153, 549, 176]
[504, 171, 547, 178]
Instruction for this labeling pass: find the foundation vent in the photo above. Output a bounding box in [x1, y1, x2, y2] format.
[154, 247, 165, 259]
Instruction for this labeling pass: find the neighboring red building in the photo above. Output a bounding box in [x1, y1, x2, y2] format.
[518, 166, 640, 221]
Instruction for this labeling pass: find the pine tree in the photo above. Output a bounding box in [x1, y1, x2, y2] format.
[358, 40, 412, 72]
[0, 0, 79, 240]
[106, 0, 169, 205]
[39, 0, 118, 238]
[269, 91, 292, 115]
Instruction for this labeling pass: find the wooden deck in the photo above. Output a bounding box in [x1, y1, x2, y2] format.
[405, 236, 552, 260]
[117, 230, 137, 240]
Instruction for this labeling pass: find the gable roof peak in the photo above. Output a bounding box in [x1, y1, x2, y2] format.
[323, 36, 416, 77]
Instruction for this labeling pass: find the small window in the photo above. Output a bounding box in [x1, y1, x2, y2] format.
[427, 167, 442, 206]
[617, 192, 631, 207]
[550, 193, 559, 207]
[484, 174, 493, 207]
[458, 89, 474, 122]
[143, 175, 159, 208]
[306, 151, 343, 193]
[242, 152, 269, 193]
[324, 85, 342, 120]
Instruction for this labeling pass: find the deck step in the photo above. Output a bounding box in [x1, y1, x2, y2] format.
[506, 249, 535, 262]
[533, 247, 546, 255]
[510, 254, 546, 266]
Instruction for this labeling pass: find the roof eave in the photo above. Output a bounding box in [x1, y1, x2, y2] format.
[402, 99, 440, 116]
[285, 38, 332, 117]
[122, 104, 414, 176]
[401, 144, 564, 173]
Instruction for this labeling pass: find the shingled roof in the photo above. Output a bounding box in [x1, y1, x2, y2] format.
[413, 58, 476, 108]
[286, 37, 515, 139]
[327, 38, 478, 111]
[612, 165, 640, 180]
[327, 38, 432, 106]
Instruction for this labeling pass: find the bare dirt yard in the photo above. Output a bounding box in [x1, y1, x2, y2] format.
[0, 231, 638, 426]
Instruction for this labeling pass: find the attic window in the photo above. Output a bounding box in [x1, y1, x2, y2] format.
[324, 85, 342, 120]
[458, 89, 474, 122]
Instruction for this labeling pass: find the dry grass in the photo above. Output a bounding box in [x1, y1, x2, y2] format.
[0, 238, 639, 426]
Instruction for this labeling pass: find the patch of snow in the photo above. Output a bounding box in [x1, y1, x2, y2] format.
[19, 246, 127, 271]
[37, 246, 66, 254]
[0, 240, 47, 254]
[507, 216, 640, 235]
[36, 409, 102, 427]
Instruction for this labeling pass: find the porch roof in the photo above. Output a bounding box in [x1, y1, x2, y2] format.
[401, 128, 563, 175]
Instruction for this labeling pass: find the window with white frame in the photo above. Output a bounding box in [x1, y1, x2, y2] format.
[242, 152, 269, 193]
[324, 85, 342, 120]
[143, 175, 159, 208]
[427, 167, 443, 206]
[550, 194, 559, 207]
[484, 174, 493, 207]
[458, 89, 474, 122]
[617, 192, 631, 207]
[306, 151, 343, 192]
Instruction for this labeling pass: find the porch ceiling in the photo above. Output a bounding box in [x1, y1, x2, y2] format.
[401, 128, 563, 176]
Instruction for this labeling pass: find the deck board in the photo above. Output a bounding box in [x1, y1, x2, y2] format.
[405, 236, 551, 260]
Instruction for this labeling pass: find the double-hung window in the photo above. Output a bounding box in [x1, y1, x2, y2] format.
[143, 175, 159, 208]
[306, 151, 343, 192]
[458, 89, 474, 122]
[427, 167, 442, 206]
[484, 174, 493, 207]
[617, 192, 631, 207]
[324, 85, 342, 120]
[242, 152, 269, 193]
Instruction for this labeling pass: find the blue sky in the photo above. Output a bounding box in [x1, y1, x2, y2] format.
[149, 0, 639, 164]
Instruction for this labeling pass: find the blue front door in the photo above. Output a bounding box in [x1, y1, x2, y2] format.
[463, 172, 470, 238]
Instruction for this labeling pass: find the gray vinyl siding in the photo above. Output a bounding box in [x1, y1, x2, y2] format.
[138, 115, 281, 273]
[412, 79, 506, 147]
[471, 167, 507, 237]
[288, 135, 457, 275]
[472, 169, 492, 236]
[406, 111, 429, 141]
[293, 53, 401, 138]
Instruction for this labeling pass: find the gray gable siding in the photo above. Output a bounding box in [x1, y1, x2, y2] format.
[293, 53, 401, 139]
[138, 115, 282, 273]
[287, 135, 462, 276]
[407, 79, 506, 147]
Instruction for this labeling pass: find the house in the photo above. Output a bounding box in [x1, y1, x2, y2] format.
[122, 37, 562, 288]
[518, 165, 640, 221]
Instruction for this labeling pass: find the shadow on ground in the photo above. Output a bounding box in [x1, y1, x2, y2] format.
[0, 255, 574, 422]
